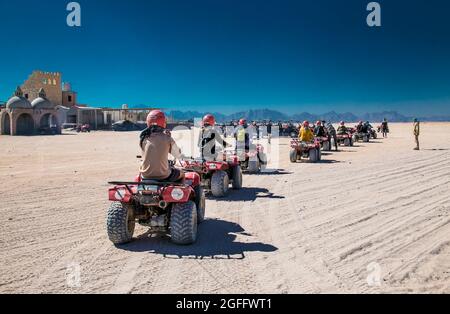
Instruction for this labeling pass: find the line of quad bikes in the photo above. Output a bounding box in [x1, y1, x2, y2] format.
[106, 124, 379, 246]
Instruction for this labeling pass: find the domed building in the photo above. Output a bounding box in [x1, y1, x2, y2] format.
[0, 86, 62, 135]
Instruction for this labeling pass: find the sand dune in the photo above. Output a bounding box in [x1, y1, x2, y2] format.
[0, 123, 449, 293]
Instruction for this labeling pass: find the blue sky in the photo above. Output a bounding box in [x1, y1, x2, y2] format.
[0, 0, 449, 115]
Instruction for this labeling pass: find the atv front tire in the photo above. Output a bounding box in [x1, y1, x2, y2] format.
[170, 201, 198, 245]
[231, 165, 243, 189]
[248, 160, 260, 173]
[259, 153, 268, 170]
[309, 148, 319, 163]
[289, 149, 297, 163]
[344, 138, 351, 147]
[194, 185, 206, 223]
[211, 170, 229, 197]
[107, 202, 135, 245]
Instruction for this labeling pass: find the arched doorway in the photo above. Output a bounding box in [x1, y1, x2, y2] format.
[40, 113, 58, 128]
[39, 113, 59, 135]
[16, 113, 34, 135]
[2, 113, 11, 135]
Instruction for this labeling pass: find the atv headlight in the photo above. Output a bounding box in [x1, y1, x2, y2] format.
[171, 188, 184, 201]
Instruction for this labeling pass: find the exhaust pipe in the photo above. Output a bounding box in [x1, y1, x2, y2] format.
[159, 201, 168, 209]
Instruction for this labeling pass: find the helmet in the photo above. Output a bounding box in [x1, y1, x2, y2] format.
[316, 120, 322, 126]
[358, 121, 363, 125]
[146, 110, 166, 128]
[340, 121, 345, 126]
[202, 114, 215, 127]
[239, 119, 247, 126]
[252, 121, 257, 125]
[303, 121, 310, 128]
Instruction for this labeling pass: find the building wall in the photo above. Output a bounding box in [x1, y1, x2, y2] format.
[62, 90, 77, 107]
[21, 71, 62, 106]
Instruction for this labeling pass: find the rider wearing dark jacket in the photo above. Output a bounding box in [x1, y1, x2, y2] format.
[198, 114, 230, 161]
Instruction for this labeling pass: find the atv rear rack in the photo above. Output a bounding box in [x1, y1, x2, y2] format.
[108, 181, 186, 187]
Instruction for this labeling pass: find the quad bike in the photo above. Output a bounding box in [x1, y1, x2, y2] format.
[289, 138, 321, 163]
[352, 131, 370, 143]
[335, 132, 354, 147]
[180, 156, 242, 198]
[107, 163, 205, 245]
[233, 144, 267, 174]
[76, 124, 91, 133]
[315, 136, 331, 151]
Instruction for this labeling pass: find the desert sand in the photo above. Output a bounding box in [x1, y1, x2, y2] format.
[0, 123, 449, 294]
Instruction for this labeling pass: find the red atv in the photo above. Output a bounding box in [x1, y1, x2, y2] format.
[315, 136, 331, 151]
[335, 131, 354, 147]
[234, 144, 267, 173]
[76, 124, 91, 133]
[107, 170, 204, 245]
[289, 138, 321, 163]
[181, 156, 242, 198]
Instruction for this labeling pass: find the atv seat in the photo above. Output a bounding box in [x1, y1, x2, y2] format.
[108, 180, 185, 187]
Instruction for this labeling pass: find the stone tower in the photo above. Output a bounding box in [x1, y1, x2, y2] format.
[20, 71, 63, 106]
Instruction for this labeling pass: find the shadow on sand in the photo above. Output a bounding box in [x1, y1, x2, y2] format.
[213, 187, 285, 202]
[423, 148, 450, 151]
[117, 219, 278, 259]
[244, 169, 292, 175]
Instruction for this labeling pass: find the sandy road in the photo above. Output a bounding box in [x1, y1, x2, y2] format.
[0, 123, 449, 293]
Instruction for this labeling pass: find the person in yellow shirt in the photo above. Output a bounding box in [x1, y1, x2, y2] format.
[413, 118, 420, 150]
[298, 121, 315, 142]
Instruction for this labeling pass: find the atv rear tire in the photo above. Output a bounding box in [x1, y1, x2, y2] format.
[211, 170, 229, 197]
[194, 185, 206, 223]
[322, 141, 331, 151]
[231, 165, 243, 189]
[248, 160, 260, 173]
[309, 148, 319, 163]
[289, 149, 297, 163]
[170, 201, 197, 245]
[318, 148, 322, 161]
[344, 138, 350, 147]
[259, 153, 268, 170]
[363, 135, 369, 143]
[107, 202, 135, 245]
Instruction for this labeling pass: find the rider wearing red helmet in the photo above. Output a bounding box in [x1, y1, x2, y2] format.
[139, 110, 184, 182]
[234, 118, 250, 153]
[202, 114, 215, 127]
[198, 114, 230, 161]
[299, 120, 314, 142]
[314, 120, 326, 137]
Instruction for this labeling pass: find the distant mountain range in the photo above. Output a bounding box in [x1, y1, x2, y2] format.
[164, 109, 450, 123]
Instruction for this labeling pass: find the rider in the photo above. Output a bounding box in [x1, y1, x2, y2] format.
[139, 110, 185, 182]
[337, 121, 348, 135]
[252, 121, 260, 140]
[356, 121, 364, 133]
[267, 120, 273, 144]
[326, 122, 338, 151]
[198, 114, 230, 161]
[381, 118, 389, 138]
[314, 120, 326, 137]
[299, 121, 315, 142]
[234, 119, 251, 154]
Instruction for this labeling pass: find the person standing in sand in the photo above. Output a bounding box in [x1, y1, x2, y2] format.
[413, 118, 420, 150]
